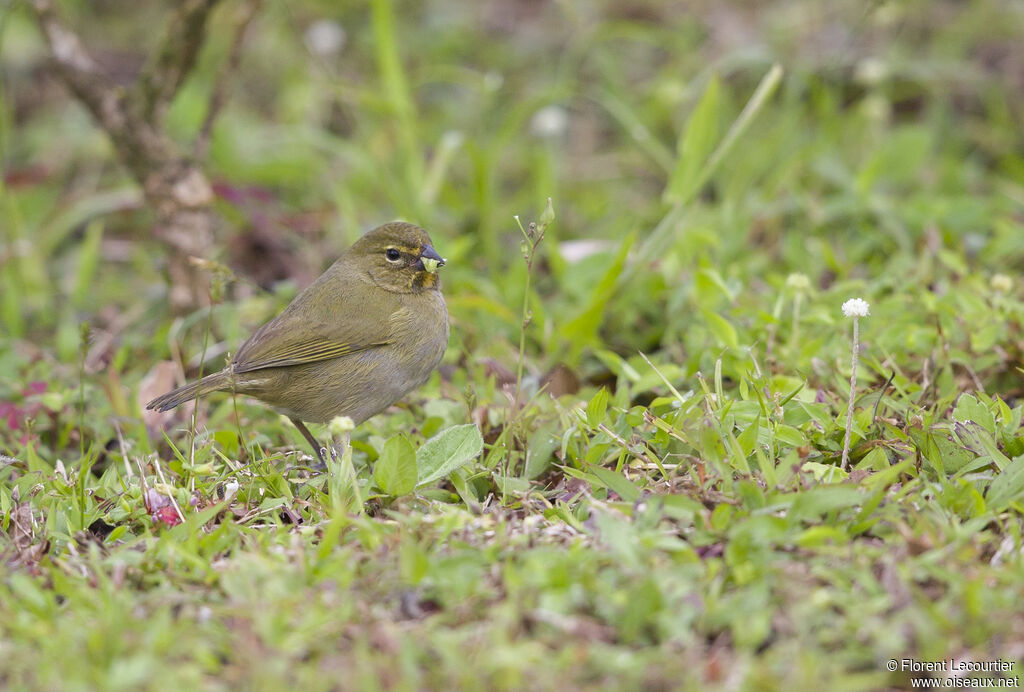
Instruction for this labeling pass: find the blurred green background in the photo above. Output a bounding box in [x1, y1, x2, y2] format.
[4, 0, 1022, 387]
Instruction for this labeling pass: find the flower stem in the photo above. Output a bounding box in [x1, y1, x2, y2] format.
[841, 317, 859, 470]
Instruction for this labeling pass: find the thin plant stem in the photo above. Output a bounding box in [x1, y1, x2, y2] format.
[504, 201, 553, 502]
[841, 317, 859, 470]
[515, 262, 532, 403]
[188, 295, 216, 493]
[513, 216, 541, 407]
[329, 431, 362, 516]
[342, 433, 361, 513]
[791, 292, 802, 349]
[78, 323, 89, 460]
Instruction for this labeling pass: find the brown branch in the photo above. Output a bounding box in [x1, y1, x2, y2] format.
[29, 0, 128, 136]
[30, 0, 172, 184]
[194, 0, 260, 159]
[133, 0, 223, 125]
[30, 0, 257, 312]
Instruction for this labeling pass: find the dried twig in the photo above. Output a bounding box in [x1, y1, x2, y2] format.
[134, 0, 224, 123]
[29, 0, 127, 133]
[29, 0, 251, 312]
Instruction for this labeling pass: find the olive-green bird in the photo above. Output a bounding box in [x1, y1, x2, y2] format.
[147, 222, 449, 462]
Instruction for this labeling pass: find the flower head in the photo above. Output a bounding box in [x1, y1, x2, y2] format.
[304, 20, 346, 56]
[786, 273, 810, 291]
[530, 105, 569, 138]
[328, 415, 355, 436]
[991, 274, 1013, 294]
[841, 298, 870, 318]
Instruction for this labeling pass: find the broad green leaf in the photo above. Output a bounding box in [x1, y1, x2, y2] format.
[494, 474, 531, 495]
[416, 424, 484, 487]
[374, 435, 417, 496]
[859, 446, 889, 471]
[774, 424, 806, 448]
[525, 426, 559, 479]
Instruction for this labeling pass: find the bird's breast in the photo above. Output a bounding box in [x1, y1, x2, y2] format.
[388, 292, 449, 383]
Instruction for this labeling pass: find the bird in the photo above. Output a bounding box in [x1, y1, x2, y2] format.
[146, 222, 449, 463]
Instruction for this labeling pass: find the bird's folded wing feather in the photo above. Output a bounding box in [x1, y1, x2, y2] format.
[230, 273, 395, 373]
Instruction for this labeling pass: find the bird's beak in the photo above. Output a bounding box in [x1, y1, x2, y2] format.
[418, 245, 446, 274]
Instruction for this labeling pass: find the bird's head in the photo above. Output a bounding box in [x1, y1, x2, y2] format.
[354, 222, 446, 293]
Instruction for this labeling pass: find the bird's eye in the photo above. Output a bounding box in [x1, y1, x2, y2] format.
[385, 248, 401, 261]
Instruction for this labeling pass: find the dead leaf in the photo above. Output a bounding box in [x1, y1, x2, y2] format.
[138, 360, 197, 431]
[542, 363, 580, 397]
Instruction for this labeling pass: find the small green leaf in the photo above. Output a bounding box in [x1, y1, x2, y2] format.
[106, 524, 129, 543]
[800, 461, 847, 483]
[587, 388, 610, 429]
[735, 479, 765, 509]
[953, 394, 996, 435]
[399, 540, 429, 585]
[737, 416, 760, 457]
[588, 466, 640, 503]
[538, 197, 555, 227]
[701, 309, 739, 349]
[695, 267, 735, 303]
[986, 455, 1024, 513]
[416, 424, 484, 487]
[788, 486, 862, 524]
[375, 435, 418, 496]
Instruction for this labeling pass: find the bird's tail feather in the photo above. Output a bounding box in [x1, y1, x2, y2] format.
[146, 371, 231, 412]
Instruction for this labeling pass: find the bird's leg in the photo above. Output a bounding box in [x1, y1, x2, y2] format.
[290, 417, 327, 466]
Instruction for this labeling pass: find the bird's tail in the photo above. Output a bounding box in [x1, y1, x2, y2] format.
[146, 371, 232, 412]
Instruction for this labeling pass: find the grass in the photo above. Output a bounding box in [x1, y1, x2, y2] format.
[2, 0, 1024, 689]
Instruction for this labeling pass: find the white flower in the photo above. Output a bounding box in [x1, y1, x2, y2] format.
[328, 415, 355, 436]
[304, 20, 346, 56]
[855, 57, 888, 85]
[841, 298, 870, 318]
[991, 274, 1013, 294]
[786, 273, 810, 291]
[530, 105, 569, 138]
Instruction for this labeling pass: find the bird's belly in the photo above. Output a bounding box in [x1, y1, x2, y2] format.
[238, 302, 448, 425]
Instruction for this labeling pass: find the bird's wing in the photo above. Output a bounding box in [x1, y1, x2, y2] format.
[231, 270, 396, 374]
